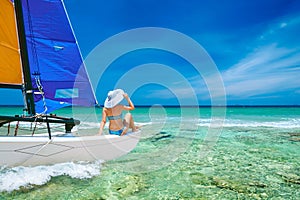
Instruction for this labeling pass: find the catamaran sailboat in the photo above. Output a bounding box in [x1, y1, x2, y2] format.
[0, 0, 139, 167]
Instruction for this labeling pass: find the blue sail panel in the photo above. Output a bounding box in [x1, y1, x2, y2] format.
[21, 0, 97, 113]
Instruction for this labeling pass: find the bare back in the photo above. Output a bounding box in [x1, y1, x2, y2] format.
[103, 105, 124, 131]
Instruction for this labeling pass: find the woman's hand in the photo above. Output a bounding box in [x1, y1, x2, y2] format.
[123, 93, 129, 99]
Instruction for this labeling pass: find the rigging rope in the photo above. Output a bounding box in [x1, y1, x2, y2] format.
[34, 72, 47, 114]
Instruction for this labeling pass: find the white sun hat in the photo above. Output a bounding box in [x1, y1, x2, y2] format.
[104, 89, 124, 108]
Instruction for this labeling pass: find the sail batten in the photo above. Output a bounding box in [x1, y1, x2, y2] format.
[0, 42, 19, 51]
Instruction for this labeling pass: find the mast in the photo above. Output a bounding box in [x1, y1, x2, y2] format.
[14, 0, 35, 115]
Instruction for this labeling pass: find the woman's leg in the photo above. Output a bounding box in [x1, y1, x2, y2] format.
[122, 113, 138, 135]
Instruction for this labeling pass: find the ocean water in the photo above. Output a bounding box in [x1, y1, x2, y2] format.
[0, 106, 300, 199]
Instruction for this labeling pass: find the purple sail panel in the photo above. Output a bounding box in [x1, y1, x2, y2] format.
[21, 0, 97, 113]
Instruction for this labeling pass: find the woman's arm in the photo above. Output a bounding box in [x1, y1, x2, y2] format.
[123, 93, 135, 111]
[98, 109, 107, 135]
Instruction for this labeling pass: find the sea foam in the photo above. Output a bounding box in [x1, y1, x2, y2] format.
[197, 118, 300, 129]
[0, 161, 102, 192]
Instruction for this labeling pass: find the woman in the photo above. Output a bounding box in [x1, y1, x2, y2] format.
[98, 89, 138, 136]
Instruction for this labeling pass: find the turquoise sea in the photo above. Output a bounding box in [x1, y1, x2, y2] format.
[0, 106, 300, 199]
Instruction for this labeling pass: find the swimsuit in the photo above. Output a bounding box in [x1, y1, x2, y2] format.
[107, 113, 122, 120]
[109, 129, 124, 136]
[107, 114, 123, 136]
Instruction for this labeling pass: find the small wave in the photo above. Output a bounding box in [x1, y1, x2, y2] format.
[0, 161, 103, 192]
[77, 121, 101, 129]
[78, 121, 152, 130]
[197, 118, 300, 129]
[136, 122, 152, 126]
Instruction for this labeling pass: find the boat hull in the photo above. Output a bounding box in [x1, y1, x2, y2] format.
[0, 131, 140, 167]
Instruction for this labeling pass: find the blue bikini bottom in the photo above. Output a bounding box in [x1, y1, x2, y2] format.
[109, 129, 123, 136]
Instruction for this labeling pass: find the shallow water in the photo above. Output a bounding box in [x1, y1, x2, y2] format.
[0, 106, 300, 199]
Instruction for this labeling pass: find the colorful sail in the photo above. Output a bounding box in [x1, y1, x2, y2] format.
[0, 0, 23, 87]
[20, 0, 97, 113]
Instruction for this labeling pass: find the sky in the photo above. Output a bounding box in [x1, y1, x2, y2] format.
[1, 0, 300, 106]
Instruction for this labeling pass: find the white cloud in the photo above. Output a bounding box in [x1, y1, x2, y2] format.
[219, 14, 300, 100]
[222, 43, 300, 98]
[280, 22, 287, 28]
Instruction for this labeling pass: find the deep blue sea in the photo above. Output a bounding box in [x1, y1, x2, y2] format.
[0, 106, 299, 199]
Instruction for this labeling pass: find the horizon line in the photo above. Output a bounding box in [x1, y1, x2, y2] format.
[0, 105, 300, 108]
